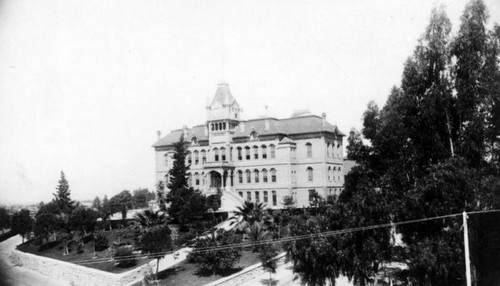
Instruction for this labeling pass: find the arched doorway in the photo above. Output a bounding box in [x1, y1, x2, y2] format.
[209, 171, 222, 189]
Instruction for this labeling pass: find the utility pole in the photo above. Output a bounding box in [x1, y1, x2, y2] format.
[463, 211, 472, 286]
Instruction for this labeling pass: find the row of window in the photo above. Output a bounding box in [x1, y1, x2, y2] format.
[184, 144, 277, 165]
[237, 169, 277, 184]
[326, 142, 342, 159]
[239, 190, 278, 206]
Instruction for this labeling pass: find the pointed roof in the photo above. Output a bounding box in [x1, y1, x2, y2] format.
[211, 81, 236, 106]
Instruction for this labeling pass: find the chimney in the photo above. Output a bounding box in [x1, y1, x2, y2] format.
[240, 122, 245, 133]
[157, 130, 161, 140]
[322, 112, 326, 127]
[183, 125, 188, 139]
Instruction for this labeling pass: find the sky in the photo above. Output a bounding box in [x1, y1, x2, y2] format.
[0, 0, 499, 205]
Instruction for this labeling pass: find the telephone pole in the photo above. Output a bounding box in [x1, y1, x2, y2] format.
[463, 211, 472, 286]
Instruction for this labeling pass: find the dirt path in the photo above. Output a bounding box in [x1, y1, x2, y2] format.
[0, 235, 67, 286]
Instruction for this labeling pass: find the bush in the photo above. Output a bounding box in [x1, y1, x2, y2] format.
[113, 245, 136, 268]
[175, 231, 196, 247]
[94, 232, 109, 251]
[188, 229, 242, 275]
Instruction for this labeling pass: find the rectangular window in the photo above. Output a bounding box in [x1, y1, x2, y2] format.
[255, 191, 260, 203]
[272, 191, 277, 206]
[238, 148, 242, 160]
[246, 171, 251, 183]
[308, 189, 316, 202]
[246, 148, 250, 160]
[247, 192, 251, 201]
[264, 191, 268, 203]
[254, 171, 259, 183]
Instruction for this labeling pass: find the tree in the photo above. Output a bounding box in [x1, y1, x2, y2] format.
[230, 201, 266, 232]
[33, 202, 61, 244]
[134, 210, 167, 228]
[91, 196, 102, 212]
[109, 190, 133, 219]
[259, 243, 279, 286]
[281, 195, 296, 209]
[132, 188, 155, 209]
[188, 229, 242, 275]
[139, 225, 173, 275]
[53, 171, 76, 215]
[12, 209, 33, 243]
[70, 206, 99, 235]
[0, 207, 10, 234]
[102, 195, 110, 216]
[165, 136, 208, 224]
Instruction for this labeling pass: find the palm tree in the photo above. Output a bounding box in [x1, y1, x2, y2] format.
[229, 201, 266, 232]
[134, 210, 167, 228]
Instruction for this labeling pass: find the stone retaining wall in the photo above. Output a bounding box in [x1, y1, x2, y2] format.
[10, 248, 150, 286]
[205, 252, 287, 286]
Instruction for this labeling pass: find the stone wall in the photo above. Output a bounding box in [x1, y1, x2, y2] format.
[205, 252, 287, 286]
[9, 248, 150, 286]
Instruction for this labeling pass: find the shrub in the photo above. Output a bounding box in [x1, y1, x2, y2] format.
[174, 231, 196, 247]
[113, 245, 136, 268]
[188, 229, 242, 275]
[94, 232, 109, 251]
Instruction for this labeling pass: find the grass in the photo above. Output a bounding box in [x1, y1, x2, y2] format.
[17, 229, 151, 274]
[152, 250, 261, 286]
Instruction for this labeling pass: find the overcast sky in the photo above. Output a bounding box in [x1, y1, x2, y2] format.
[0, 0, 499, 205]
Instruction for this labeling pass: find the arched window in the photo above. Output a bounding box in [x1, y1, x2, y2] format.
[229, 147, 233, 161]
[264, 191, 268, 203]
[327, 143, 330, 157]
[194, 150, 199, 165]
[262, 169, 268, 183]
[214, 148, 219, 162]
[338, 167, 342, 181]
[328, 166, 331, 181]
[245, 146, 251, 160]
[211, 123, 214, 131]
[201, 150, 206, 164]
[333, 167, 337, 181]
[223, 122, 226, 130]
[164, 154, 168, 167]
[187, 151, 192, 164]
[270, 144, 276, 159]
[194, 172, 199, 186]
[253, 146, 259, 159]
[201, 172, 205, 185]
[238, 170, 243, 184]
[307, 167, 313, 182]
[237, 147, 242, 160]
[306, 143, 312, 158]
[245, 170, 251, 183]
[254, 169, 260, 183]
[261, 145, 267, 159]
[270, 168, 277, 183]
[191, 137, 197, 145]
[220, 147, 226, 161]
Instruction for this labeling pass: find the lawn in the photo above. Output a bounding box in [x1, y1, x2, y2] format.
[152, 250, 261, 286]
[17, 229, 152, 274]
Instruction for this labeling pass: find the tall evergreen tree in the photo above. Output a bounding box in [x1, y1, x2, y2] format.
[53, 171, 75, 214]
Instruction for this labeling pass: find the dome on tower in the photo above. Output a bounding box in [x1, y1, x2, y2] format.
[211, 81, 236, 106]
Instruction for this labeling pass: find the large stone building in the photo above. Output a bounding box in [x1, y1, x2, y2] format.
[153, 82, 345, 211]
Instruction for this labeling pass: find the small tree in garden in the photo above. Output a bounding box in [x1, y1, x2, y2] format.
[188, 229, 242, 275]
[113, 245, 136, 268]
[259, 243, 279, 286]
[12, 209, 33, 243]
[139, 225, 173, 275]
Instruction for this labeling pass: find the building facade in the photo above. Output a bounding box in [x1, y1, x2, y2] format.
[153, 82, 345, 211]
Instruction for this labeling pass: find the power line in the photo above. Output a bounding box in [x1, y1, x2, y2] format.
[70, 209, 500, 266]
